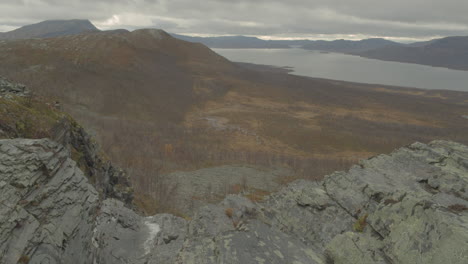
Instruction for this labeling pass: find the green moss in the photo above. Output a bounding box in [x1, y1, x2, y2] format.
[18, 255, 30, 264]
[353, 213, 368, 233]
[71, 147, 89, 177]
[15, 120, 26, 133]
[0, 96, 65, 139]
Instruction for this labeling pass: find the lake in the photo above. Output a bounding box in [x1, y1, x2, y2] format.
[213, 48, 468, 92]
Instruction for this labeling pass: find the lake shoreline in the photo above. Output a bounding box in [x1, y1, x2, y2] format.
[214, 48, 468, 92]
[235, 61, 468, 94]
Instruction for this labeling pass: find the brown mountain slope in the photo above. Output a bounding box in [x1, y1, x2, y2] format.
[1, 29, 467, 214]
[0, 29, 235, 122]
[0, 19, 99, 40]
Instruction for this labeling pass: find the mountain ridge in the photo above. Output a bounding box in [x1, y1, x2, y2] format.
[356, 35, 468, 70]
[0, 19, 99, 39]
[301, 38, 402, 53]
[171, 33, 403, 52]
[171, 33, 290, 49]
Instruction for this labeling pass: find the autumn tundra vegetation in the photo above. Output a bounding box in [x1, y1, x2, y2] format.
[1, 30, 467, 215]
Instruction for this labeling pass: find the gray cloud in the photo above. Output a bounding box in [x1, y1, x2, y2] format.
[1, 0, 467, 41]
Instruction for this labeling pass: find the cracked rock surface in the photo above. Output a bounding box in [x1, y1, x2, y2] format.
[1, 139, 467, 263]
[0, 139, 99, 264]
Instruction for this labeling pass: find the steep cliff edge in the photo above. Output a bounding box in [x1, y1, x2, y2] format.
[1, 139, 467, 263]
[0, 77, 133, 205]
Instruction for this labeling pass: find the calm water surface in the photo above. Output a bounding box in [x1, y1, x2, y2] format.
[213, 48, 468, 92]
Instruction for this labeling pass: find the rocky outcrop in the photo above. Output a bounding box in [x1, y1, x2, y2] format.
[322, 141, 468, 263]
[0, 77, 133, 206]
[1, 139, 467, 263]
[0, 139, 99, 264]
[51, 119, 134, 205]
[0, 77, 29, 98]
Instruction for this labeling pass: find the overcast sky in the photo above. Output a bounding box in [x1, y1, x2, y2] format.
[1, 0, 468, 41]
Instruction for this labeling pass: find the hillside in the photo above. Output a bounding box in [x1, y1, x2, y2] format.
[0, 29, 467, 215]
[0, 19, 99, 39]
[356, 36, 468, 70]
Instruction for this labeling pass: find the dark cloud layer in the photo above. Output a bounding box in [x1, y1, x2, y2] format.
[1, 0, 467, 41]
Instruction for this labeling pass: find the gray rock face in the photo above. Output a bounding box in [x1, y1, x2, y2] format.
[1, 139, 467, 263]
[323, 141, 468, 264]
[93, 199, 187, 264]
[0, 139, 99, 264]
[258, 180, 355, 253]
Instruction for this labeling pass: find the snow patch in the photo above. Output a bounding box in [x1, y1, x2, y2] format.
[143, 217, 161, 255]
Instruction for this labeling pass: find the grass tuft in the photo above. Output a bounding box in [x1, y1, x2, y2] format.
[353, 213, 368, 233]
[225, 208, 234, 218]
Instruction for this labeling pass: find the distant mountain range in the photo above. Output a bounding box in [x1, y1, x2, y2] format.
[2, 19, 468, 71]
[170, 34, 402, 52]
[171, 34, 290, 49]
[356, 36, 468, 70]
[175, 33, 468, 70]
[301, 38, 402, 53]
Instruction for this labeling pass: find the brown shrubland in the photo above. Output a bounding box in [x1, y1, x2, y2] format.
[0, 31, 467, 214]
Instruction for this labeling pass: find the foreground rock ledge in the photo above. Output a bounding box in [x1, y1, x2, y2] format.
[0, 139, 467, 264]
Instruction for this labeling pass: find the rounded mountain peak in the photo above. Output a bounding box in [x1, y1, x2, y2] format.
[131, 28, 172, 40]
